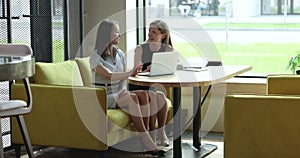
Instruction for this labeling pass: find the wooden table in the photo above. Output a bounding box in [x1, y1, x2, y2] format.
[129, 65, 252, 158]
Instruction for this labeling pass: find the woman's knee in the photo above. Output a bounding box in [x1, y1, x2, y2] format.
[157, 91, 166, 100]
[129, 93, 139, 103]
[138, 91, 150, 105]
[148, 90, 156, 96]
[147, 91, 156, 101]
[139, 91, 148, 98]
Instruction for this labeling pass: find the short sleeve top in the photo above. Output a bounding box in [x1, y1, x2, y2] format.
[90, 47, 126, 94]
[141, 43, 166, 63]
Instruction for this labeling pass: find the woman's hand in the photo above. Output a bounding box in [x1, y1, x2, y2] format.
[145, 65, 151, 72]
[131, 62, 143, 76]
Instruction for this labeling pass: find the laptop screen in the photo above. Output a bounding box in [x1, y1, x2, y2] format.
[149, 51, 178, 76]
[137, 51, 178, 77]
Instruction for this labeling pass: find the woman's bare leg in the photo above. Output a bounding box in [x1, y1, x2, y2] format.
[117, 93, 157, 150]
[148, 91, 158, 142]
[156, 92, 169, 146]
[132, 90, 150, 130]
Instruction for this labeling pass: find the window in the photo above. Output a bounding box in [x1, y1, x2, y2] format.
[262, 0, 300, 15]
[0, 1, 3, 17]
[52, 0, 63, 17]
[140, 0, 300, 76]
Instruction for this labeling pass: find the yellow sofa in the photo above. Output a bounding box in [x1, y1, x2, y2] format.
[11, 57, 173, 151]
[224, 75, 300, 158]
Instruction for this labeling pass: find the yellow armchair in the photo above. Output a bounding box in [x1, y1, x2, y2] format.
[267, 74, 300, 95]
[11, 84, 110, 151]
[11, 58, 173, 152]
[224, 75, 300, 158]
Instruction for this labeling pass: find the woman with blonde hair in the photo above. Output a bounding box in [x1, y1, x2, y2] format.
[131, 19, 173, 147]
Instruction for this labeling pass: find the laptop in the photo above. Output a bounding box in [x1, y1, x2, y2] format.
[137, 51, 178, 77]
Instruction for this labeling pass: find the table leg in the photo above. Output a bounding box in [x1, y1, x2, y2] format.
[192, 86, 218, 157]
[193, 86, 201, 150]
[173, 87, 182, 158]
[169, 86, 216, 158]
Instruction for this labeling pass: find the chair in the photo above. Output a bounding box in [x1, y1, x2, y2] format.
[224, 75, 300, 158]
[0, 44, 34, 158]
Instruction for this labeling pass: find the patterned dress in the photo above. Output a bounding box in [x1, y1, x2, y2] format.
[90, 47, 126, 108]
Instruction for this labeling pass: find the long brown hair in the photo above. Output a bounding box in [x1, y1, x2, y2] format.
[147, 20, 173, 47]
[94, 19, 119, 58]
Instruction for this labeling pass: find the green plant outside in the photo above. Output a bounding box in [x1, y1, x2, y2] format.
[52, 22, 63, 27]
[9, 39, 299, 75]
[287, 50, 300, 74]
[173, 42, 299, 74]
[28, 20, 300, 75]
[51, 41, 298, 74]
[52, 40, 65, 63]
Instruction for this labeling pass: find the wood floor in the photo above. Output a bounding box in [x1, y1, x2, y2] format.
[5, 132, 224, 158]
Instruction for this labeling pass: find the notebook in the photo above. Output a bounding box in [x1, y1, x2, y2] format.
[137, 51, 178, 77]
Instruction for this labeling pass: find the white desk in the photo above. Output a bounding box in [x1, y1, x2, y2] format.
[129, 65, 252, 158]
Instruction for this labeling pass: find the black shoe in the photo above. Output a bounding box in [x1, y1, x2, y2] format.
[157, 143, 169, 147]
[145, 149, 166, 156]
[157, 140, 169, 147]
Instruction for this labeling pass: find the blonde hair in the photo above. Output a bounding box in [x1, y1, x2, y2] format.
[94, 19, 119, 58]
[147, 20, 173, 47]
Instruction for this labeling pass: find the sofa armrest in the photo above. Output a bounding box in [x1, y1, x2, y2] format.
[224, 94, 300, 158]
[11, 83, 109, 151]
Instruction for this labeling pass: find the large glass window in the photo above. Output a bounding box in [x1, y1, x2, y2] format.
[143, 0, 300, 76]
[262, 0, 300, 15]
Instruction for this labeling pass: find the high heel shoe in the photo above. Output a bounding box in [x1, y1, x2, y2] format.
[157, 129, 169, 147]
[141, 133, 166, 156]
[142, 142, 166, 156]
[157, 138, 169, 147]
[145, 149, 166, 156]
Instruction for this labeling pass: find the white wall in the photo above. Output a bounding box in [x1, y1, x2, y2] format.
[84, 0, 127, 54]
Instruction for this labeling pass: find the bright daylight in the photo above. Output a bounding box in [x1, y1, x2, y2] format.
[0, 0, 300, 158]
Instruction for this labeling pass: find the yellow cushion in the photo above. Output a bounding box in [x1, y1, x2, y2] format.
[75, 57, 92, 86]
[107, 109, 131, 132]
[107, 98, 173, 132]
[166, 98, 173, 123]
[34, 60, 83, 86]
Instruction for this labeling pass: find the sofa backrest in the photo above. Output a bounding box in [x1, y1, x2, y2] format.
[34, 60, 84, 86]
[267, 75, 300, 95]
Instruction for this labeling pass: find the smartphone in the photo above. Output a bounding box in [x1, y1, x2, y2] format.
[142, 62, 151, 71]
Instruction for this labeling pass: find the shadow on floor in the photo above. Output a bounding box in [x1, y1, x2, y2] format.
[5, 131, 223, 158]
